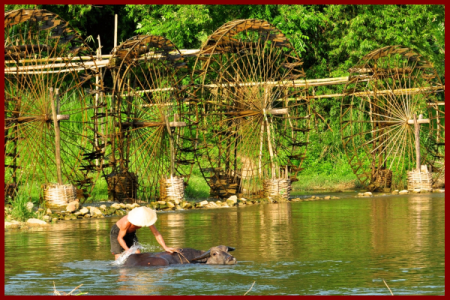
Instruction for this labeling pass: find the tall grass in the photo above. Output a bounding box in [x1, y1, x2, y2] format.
[7, 190, 38, 222]
[185, 173, 210, 200]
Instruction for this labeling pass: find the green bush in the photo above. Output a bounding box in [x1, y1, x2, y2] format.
[8, 191, 38, 222]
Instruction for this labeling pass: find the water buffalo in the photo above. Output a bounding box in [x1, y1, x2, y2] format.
[122, 245, 236, 267]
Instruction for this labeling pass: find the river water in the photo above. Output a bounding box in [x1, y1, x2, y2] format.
[4, 192, 445, 295]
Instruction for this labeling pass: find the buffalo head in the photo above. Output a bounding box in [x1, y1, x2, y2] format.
[191, 245, 236, 265]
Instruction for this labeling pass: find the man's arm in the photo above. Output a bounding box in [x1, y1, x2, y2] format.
[117, 224, 131, 252]
[149, 225, 178, 253]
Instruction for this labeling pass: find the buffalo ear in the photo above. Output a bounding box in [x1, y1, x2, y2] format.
[191, 250, 210, 262]
[227, 246, 235, 252]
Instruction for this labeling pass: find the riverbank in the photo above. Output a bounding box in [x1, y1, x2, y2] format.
[183, 172, 362, 200]
[4, 188, 445, 230]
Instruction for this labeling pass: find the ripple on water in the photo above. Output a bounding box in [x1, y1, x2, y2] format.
[4, 194, 445, 295]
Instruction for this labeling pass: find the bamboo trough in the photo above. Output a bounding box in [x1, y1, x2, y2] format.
[4, 49, 201, 74]
[119, 80, 444, 101]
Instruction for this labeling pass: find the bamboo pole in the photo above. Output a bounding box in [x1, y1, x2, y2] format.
[4, 48, 201, 65]
[114, 14, 118, 48]
[117, 77, 348, 97]
[263, 109, 275, 179]
[95, 35, 102, 166]
[120, 81, 443, 99]
[414, 114, 421, 172]
[258, 122, 264, 178]
[4, 66, 100, 74]
[50, 88, 63, 185]
[164, 115, 175, 178]
[4, 55, 109, 64]
[279, 85, 445, 101]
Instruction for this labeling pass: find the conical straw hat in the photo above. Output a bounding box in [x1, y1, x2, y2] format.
[128, 207, 157, 227]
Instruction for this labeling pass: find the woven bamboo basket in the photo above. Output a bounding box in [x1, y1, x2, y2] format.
[372, 168, 393, 190]
[263, 178, 291, 200]
[209, 172, 241, 199]
[43, 183, 77, 207]
[106, 171, 138, 202]
[159, 176, 184, 203]
[4, 183, 18, 202]
[408, 166, 433, 190]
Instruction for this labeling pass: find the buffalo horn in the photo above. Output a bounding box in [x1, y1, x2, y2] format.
[190, 250, 210, 261]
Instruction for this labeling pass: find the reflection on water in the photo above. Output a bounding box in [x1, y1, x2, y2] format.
[4, 193, 445, 295]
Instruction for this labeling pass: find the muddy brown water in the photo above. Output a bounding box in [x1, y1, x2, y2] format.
[4, 192, 445, 295]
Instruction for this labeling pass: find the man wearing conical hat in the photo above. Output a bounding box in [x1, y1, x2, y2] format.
[110, 207, 178, 260]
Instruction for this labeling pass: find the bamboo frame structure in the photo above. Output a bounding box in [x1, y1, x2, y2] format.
[340, 45, 445, 191]
[4, 8, 107, 202]
[191, 19, 310, 199]
[4, 9, 445, 202]
[102, 34, 194, 202]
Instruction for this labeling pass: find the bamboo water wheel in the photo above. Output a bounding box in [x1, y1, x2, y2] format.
[104, 35, 195, 202]
[4, 9, 105, 203]
[191, 19, 310, 199]
[340, 45, 445, 191]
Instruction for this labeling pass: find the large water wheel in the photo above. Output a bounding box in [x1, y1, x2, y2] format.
[191, 19, 310, 199]
[104, 35, 195, 202]
[340, 45, 445, 191]
[4, 9, 105, 201]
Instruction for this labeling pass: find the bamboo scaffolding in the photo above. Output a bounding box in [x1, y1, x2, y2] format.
[4, 49, 201, 64]
[279, 85, 445, 101]
[115, 77, 347, 97]
[140, 84, 444, 108]
[4, 60, 109, 73]
[5, 52, 188, 74]
[120, 80, 444, 99]
[5, 51, 445, 103]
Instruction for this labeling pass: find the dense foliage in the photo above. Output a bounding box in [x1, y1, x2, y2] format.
[4, 4, 445, 190]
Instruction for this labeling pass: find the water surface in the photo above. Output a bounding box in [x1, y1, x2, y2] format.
[4, 192, 445, 295]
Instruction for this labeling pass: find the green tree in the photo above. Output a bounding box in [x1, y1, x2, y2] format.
[125, 5, 213, 49]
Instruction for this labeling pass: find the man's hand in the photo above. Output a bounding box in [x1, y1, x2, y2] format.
[164, 247, 180, 254]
